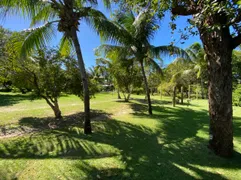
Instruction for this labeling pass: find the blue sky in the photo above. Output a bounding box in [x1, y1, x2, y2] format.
[0, 2, 201, 68]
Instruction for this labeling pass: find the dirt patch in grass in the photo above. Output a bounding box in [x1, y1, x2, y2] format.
[0, 125, 40, 139]
[0, 110, 112, 139]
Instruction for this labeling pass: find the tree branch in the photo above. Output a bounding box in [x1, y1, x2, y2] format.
[171, 0, 199, 16]
[172, 6, 199, 16]
[228, 9, 241, 26]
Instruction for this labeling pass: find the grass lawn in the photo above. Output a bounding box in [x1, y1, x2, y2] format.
[0, 92, 241, 179]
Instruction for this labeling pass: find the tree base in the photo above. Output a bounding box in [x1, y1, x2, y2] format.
[208, 140, 233, 158]
[84, 122, 92, 134]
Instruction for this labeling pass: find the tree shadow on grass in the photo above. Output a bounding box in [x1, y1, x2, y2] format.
[0, 93, 33, 107]
[0, 110, 111, 138]
[0, 105, 241, 179]
[131, 97, 200, 108]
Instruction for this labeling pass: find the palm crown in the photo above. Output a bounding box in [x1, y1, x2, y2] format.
[96, 9, 189, 114]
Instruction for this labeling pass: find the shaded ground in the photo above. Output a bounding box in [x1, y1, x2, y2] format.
[0, 93, 241, 179]
[0, 93, 33, 107]
[0, 110, 111, 139]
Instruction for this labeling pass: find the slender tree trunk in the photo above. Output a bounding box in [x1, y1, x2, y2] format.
[140, 61, 152, 115]
[42, 96, 62, 119]
[160, 84, 162, 100]
[53, 100, 62, 119]
[196, 85, 198, 100]
[199, 26, 233, 157]
[70, 29, 91, 134]
[117, 89, 121, 99]
[181, 86, 184, 104]
[172, 86, 176, 107]
[188, 85, 191, 99]
[200, 78, 205, 99]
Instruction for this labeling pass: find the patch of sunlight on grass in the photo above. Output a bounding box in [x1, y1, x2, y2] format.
[188, 164, 241, 180]
[1, 92, 241, 179]
[173, 162, 203, 179]
[196, 125, 209, 139]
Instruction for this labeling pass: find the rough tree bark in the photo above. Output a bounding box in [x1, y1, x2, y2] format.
[199, 26, 233, 157]
[171, 0, 240, 158]
[140, 61, 152, 115]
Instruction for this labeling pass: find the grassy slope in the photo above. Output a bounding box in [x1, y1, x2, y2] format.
[0, 92, 241, 180]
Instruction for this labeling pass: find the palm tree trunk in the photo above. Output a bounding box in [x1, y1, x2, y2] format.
[200, 78, 205, 99]
[181, 86, 184, 104]
[70, 28, 91, 134]
[140, 61, 152, 115]
[172, 86, 176, 107]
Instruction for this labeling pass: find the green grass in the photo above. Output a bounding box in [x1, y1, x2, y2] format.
[0, 92, 241, 179]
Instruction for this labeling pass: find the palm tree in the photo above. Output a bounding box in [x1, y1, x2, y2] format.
[0, 0, 111, 134]
[185, 43, 207, 99]
[96, 10, 188, 114]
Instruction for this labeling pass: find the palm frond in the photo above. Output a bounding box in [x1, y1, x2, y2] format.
[172, 57, 191, 65]
[83, 9, 133, 45]
[30, 3, 58, 27]
[133, 10, 158, 42]
[0, 0, 46, 19]
[114, 11, 135, 32]
[16, 21, 58, 57]
[149, 45, 190, 60]
[146, 58, 163, 76]
[96, 57, 111, 66]
[95, 44, 130, 60]
[59, 35, 74, 57]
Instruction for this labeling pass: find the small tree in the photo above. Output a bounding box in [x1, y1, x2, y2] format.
[0, 26, 12, 91]
[96, 57, 142, 102]
[9, 48, 84, 119]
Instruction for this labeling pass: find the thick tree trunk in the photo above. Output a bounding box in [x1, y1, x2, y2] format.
[70, 29, 91, 134]
[140, 61, 152, 115]
[172, 86, 176, 107]
[199, 26, 233, 157]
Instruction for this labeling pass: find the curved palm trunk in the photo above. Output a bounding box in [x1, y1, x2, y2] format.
[70, 29, 91, 134]
[172, 85, 176, 107]
[140, 61, 152, 115]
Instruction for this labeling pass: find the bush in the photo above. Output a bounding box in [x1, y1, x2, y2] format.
[233, 84, 241, 106]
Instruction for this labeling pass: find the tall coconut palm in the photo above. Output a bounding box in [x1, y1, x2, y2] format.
[0, 0, 112, 134]
[96, 10, 189, 114]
